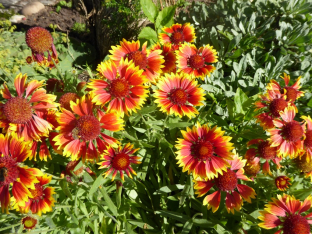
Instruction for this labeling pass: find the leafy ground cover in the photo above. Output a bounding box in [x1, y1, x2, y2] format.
[1, 0, 312, 233]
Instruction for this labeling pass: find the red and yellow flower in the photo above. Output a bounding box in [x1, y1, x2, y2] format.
[176, 43, 218, 79]
[275, 176, 291, 191]
[245, 139, 282, 175]
[98, 143, 141, 181]
[268, 106, 304, 158]
[258, 194, 312, 233]
[59, 92, 80, 111]
[53, 95, 123, 162]
[13, 174, 55, 216]
[0, 73, 58, 141]
[154, 73, 205, 118]
[21, 216, 38, 230]
[88, 58, 148, 116]
[194, 152, 256, 213]
[176, 123, 234, 180]
[150, 43, 176, 74]
[294, 154, 312, 181]
[267, 73, 304, 103]
[0, 133, 42, 213]
[109, 39, 164, 82]
[302, 115, 312, 160]
[159, 23, 196, 50]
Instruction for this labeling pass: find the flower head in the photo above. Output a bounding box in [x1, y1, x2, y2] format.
[109, 39, 164, 82]
[98, 143, 141, 181]
[194, 152, 256, 213]
[258, 194, 312, 233]
[46, 78, 64, 93]
[302, 115, 312, 159]
[13, 174, 55, 216]
[275, 176, 291, 191]
[22, 216, 38, 230]
[150, 43, 176, 74]
[245, 139, 282, 175]
[154, 73, 205, 118]
[59, 92, 80, 111]
[268, 106, 304, 158]
[176, 44, 218, 80]
[159, 23, 196, 50]
[0, 73, 58, 141]
[294, 154, 312, 181]
[53, 95, 123, 162]
[0, 133, 42, 213]
[176, 123, 234, 180]
[88, 58, 148, 115]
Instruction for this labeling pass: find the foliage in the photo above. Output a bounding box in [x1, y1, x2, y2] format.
[72, 22, 90, 34]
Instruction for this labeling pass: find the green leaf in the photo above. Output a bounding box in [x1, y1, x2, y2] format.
[155, 6, 176, 31]
[138, 27, 158, 44]
[59, 180, 73, 200]
[155, 210, 189, 223]
[234, 88, 248, 114]
[89, 175, 106, 199]
[193, 218, 214, 228]
[140, 0, 158, 23]
[153, 184, 184, 195]
[99, 186, 118, 216]
[181, 219, 193, 234]
[167, 122, 192, 129]
[132, 126, 147, 133]
[127, 220, 154, 230]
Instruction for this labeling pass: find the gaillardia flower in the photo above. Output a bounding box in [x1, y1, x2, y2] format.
[88, 58, 148, 115]
[275, 176, 291, 191]
[0, 133, 42, 213]
[59, 92, 80, 111]
[0, 73, 58, 141]
[243, 157, 261, 178]
[25, 27, 58, 64]
[258, 194, 312, 233]
[159, 23, 196, 50]
[22, 216, 38, 230]
[98, 143, 141, 181]
[194, 152, 256, 213]
[109, 39, 164, 82]
[175, 122, 234, 179]
[302, 115, 312, 159]
[268, 106, 304, 158]
[13, 174, 55, 216]
[150, 43, 176, 74]
[245, 139, 282, 175]
[294, 154, 312, 181]
[154, 73, 205, 118]
[53, 95, 123, 162]
[176, 43, 218, 79]
[267, 73, 304, 103]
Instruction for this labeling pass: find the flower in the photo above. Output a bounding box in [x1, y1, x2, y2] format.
[150, 43, 176, 74]
[53, 94, 123, 162]
[59, 92, 80, 111]
[258, 194, 312, 233]
[267, 73, 304, 103]
[22, 216, 38, 230]
[159, 23, 196, 50]
[302, 115, 312, 159]
[0, 133, 42, 213]
[46, 78, 64, 93]
[244, 139, 282, 175]
[176, 43, 218, 80]
[268, 106, 304, 158]
[294, 154, 312, 181]
[88, 58, 148, 115]
[243, 157, 261, 178]
[194, 152, 256, 213]
[98, 143, 141, 181]
[154, 73, 205, 118]
[109, 39, 164, 82]
[13, 174, 55, 216]
[175, 122, 234, 180]
[25, 27, 58, 65]
[0, 73, 58, 141]
[275, 176, 291, 191]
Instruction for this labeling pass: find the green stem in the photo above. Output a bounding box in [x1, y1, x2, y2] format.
[51, 58, 65, 83]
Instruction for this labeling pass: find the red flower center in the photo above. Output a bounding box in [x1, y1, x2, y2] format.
[304, 130, 312, 148]
[282, 121, 303, 142]
[169, 88, 188, 105]
[283, 214, 310, 234]
[29, 183, 44, 200]
[188, 54, 204, 69]
[215, 169, 238, 192]
[127, 51, 148, 69]
[26, 27, 53, 53]
[269, 98, 288, 117]
[282, 87, 297, 102]
[170, 31, 185, 44]
[22, 216, 37, 230]
[76, 115, 101, 141]
[192, 141, 214, 160]
[109, 79, 130, 98]
[59, 93, 79, 111]
[294, 155, 312, 173]
[112, 152, 130, 170]
[3, 97, 33, 124]
[258, 141, 277, 160]
[0, 156, 19, 185]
